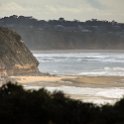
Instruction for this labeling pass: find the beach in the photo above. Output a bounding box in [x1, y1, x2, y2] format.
[8, 50, 124, 104]
[10, 75, 124, 105]
[11, 75, 124, 87]
[10, 75, 124, 87]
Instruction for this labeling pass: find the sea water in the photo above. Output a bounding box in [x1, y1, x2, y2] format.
[32, 50, 124, 104]
[33, 50, 124, 76]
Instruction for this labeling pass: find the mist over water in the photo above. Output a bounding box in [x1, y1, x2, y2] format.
[33, 50, 124, 76]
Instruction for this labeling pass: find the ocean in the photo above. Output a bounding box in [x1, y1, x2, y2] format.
[32, 50, 124, 104]
[33, 50, 124, 76]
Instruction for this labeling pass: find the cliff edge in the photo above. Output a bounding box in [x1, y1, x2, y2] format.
[0, 27, 39, 76]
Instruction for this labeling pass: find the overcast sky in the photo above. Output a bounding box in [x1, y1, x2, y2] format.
[0, 0, 124, 22]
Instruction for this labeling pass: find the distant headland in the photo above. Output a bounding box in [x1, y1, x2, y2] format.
[0, 15, 124, 50]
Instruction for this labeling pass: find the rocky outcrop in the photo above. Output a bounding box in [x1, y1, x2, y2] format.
[0, 27, 39, 76]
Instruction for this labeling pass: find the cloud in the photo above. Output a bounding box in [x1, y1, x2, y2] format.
[0, 0, 124, 22]
[86, 0, 105, 9]
[0, 2, 25, 11]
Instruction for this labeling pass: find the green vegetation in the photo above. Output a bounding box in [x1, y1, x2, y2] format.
[1, 15, 124, 50]
[0, 82, 124, 124]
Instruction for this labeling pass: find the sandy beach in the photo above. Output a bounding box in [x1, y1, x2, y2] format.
[9, 75, 124, 104]
[10, 75, 124, 87]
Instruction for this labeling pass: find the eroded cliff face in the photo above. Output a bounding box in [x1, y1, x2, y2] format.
[0, 27, 39, 76]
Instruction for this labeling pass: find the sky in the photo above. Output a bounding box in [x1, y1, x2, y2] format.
[0, 0, 124, 22]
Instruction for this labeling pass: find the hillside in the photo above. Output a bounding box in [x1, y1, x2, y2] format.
[0, 15, 124, 50]
[0, 27, 39, 76]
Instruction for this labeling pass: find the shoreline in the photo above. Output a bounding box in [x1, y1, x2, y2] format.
[10, 75, 124, 88]
[9, 75, 124, 104]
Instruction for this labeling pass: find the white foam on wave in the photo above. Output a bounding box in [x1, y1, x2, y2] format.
[36, 57, 124, 64]
[46, 86, 124, 99]
[24, 85, 124, 104]
[33, 52, 124, 68]
[33, 51, 124, 76]
[35, 54, 124, 62]
[78, 66, 124, 76]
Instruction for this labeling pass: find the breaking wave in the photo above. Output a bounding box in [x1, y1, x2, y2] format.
[33, 51, 124, 76]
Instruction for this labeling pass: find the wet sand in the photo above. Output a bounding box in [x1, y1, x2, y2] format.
[10, 75, 124, 104]
[10, 75, 124, 88]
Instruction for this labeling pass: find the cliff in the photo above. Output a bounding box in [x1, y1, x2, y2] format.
[0, 27, 39, 76]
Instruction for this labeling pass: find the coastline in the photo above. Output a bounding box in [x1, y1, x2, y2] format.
[9, 75, 124, 104]
[10, 75, 124, 88]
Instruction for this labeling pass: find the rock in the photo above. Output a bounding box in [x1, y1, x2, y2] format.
[0, 27, 39, 76]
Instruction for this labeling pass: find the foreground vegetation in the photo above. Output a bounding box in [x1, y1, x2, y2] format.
[0, 82, 124, 124]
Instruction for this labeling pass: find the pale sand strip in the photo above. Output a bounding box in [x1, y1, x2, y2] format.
[10, 75, 124, 104]
[62, 76, 124, 87]
[10, 76, 63, 84]
[10, 75, 124, 87]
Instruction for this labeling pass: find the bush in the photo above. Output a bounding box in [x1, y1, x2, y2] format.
[0, 82, 124, 124]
